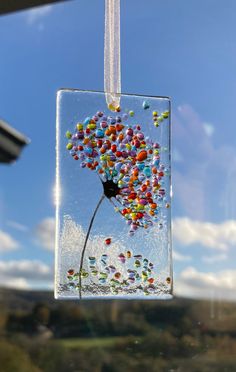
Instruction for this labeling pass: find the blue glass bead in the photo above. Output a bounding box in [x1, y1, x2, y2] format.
[85, 148, 93, 155]
[143, 167, 151, 177]
[115, 163, 123, 172]
[137, 163, 145, 171]
[95, 129, 104, 138]
[142, 100, 150, 110]
[88, 257, 96, 265]
[153, 159, 160, 167]
[99, 278, 106, 284]
[84, 117, 90, 125]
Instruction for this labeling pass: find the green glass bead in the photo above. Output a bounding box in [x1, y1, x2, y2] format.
[66, 131, 72, 139]
[66, 143, 73, 150]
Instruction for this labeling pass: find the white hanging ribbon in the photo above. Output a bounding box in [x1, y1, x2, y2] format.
[104, 0, 121, 109]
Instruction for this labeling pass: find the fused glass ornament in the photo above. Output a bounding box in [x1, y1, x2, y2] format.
[55, 89, 172, 299]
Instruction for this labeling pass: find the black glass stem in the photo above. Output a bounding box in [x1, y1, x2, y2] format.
[78, 179, 123, 298]
[79, 193, 105, 299]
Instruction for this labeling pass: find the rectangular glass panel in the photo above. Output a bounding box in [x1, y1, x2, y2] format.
[55, 89, 172, 299]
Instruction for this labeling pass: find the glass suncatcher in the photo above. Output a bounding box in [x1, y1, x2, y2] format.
[55, 89, 172, 299]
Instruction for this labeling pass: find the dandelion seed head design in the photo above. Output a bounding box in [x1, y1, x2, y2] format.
[66, 106, 170, 236]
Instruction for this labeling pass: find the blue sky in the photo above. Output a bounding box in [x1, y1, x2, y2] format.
[1, 0, 236, 299]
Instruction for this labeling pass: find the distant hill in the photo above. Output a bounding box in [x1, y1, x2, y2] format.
[1, 287, 236, 334]
[0, 287, 53, 311]
[1, 287, 236, 371]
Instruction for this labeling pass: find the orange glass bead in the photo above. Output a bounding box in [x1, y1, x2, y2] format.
[150, 203, 157, 209]
[136, 150, 147, 162]
[110, 134, 117, 142]
[118, 133, 124, 141]
[109, 126, 116, 135]
[115, 124, 123, 132]
[126, 251, 132, 258]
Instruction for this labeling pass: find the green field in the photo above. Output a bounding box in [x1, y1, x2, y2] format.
[58, 336, 137, 349]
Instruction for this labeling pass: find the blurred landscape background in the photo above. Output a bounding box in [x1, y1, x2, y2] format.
[1, 289, 236, 371]
[1, 0, 236, 371]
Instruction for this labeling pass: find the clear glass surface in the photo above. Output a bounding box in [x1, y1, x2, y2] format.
[55, 89, 172, 299]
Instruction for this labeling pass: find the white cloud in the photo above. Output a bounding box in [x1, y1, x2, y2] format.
[7, 220, 29, 232]
[173, 217, 236, 251]
[202, 253, 228, 264]
[173, 249, 192, 262]
[175, 266, 236, 301]
[0, 259, 53, 290]
[0, 260, 52, 280]
[0, 230, 19, 253]
[173, 104, 236, 220]
[25, 5, 53, 25]
[1, 278, 30, 290]
[203, 122, 215, 137]
[36, 217, 55, 251]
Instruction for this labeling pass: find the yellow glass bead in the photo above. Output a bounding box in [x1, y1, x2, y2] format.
[108, 102, 120, 112]
[162, 111, 169, 119]
[76, 123, 83, 130]
[88, 123, 96, 130]
[137, 204, 145, 210]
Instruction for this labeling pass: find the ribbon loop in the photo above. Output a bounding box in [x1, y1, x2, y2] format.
[104, 0, 121, 110]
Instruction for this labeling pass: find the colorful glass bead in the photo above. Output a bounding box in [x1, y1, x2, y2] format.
[105, 238, 112, 245]
[118, 253, 126, 264]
